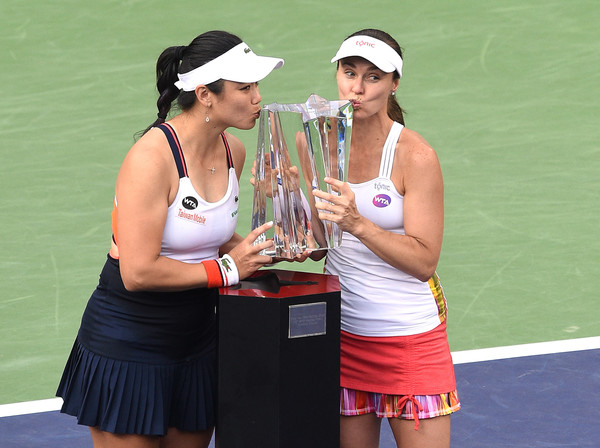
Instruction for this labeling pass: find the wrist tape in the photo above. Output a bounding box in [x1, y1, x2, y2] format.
[202, 254, 240, 288]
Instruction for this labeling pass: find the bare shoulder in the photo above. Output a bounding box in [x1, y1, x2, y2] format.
[117, 127, 175, 193]
[398, 127, 440, 168]
[223, 131, 245, 153]
[130, 127, 174, 164]
[394, 127, 442, 194]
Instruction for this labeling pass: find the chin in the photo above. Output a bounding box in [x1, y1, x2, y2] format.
[246, 118, 260, 130]
[239, 121, 256, 130]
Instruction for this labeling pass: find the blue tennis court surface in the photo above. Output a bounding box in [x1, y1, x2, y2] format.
[2, 343, 598, 448]
[450, 348, 600, 447]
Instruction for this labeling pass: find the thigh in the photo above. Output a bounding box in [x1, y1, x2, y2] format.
[90, 427, 160, 448]
[340, 414, 382, 448]
[160, 427, 214, 448]
[388, 414, 451, 448]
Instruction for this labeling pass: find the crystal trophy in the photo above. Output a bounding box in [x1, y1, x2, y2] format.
[251, 94, 353, 258]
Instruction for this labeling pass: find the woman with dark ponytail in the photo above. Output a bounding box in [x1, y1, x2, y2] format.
[312, 29, 460, 447]
[57, 30, 284, 448]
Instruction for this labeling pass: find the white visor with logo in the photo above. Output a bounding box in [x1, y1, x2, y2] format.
[175, 42, 284, 91]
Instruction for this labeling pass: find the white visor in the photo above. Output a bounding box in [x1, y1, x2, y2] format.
[174, 42, 284, 91]
[331, 35, 402, 78]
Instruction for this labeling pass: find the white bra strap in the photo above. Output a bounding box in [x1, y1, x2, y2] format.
[378, 122, 404, 178]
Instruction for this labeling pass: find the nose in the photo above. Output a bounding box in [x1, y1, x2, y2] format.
[252, 83, 262, 104]
[351, 78, 364, 95]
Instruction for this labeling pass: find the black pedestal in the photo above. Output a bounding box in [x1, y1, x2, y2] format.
[217, 269, 341, 448]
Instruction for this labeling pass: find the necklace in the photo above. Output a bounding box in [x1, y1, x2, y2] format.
[209, 148, 217, 174]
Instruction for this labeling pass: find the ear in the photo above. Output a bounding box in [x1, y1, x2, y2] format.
[392, 77, 399, 92]
[194, 85, 212, 107]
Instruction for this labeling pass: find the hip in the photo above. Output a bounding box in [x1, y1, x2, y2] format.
[340, 321, 456, 395]
[78, 256, 218, 363]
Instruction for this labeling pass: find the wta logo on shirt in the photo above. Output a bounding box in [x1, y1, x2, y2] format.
[373, 194, 391, 208]
[182, 196, 198, 210]
[178, 197, 206, 224]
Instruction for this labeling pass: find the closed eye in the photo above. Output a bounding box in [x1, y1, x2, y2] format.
[241, 82, 259, 91]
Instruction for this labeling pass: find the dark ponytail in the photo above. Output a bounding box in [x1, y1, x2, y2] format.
[151, 46, 186, 127]
[346, 29, 406, 125]
[138, 30, 243, 137]
[387, 93, 405, 126]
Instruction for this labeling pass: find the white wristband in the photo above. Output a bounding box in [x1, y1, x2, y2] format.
[217, 254, 240, 286]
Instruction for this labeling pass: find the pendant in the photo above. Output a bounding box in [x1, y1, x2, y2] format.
[210, 167, 216, 174]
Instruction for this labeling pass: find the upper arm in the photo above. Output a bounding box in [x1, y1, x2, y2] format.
[114, 132, 174, 280]
[399, 132, 444, 262]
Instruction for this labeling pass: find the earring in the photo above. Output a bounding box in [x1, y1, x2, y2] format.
[391, 91, 396, 97]
[205, 108, 210, 123]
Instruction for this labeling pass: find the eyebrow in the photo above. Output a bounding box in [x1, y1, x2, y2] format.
[340, 58, 382, 73]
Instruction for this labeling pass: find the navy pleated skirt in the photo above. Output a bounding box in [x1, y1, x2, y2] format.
[56, 255, 218, 436]
[57, 339, 216, 435]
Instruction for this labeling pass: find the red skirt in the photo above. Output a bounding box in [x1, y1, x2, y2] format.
[340, 321, 456, 396]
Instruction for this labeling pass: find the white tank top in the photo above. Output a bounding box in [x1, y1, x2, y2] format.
[325, 122, 447, 336]
[161, 170, 239, 263]
[158, 123, 239, 263]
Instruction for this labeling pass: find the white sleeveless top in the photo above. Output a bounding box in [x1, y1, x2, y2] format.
[158, 123, 239, 263]
[325, 122, 447, 336]
[161, 169, 239, 263]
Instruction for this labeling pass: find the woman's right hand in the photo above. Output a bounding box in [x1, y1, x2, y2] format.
[227, 221, 275, 280]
